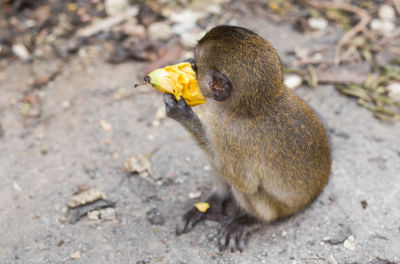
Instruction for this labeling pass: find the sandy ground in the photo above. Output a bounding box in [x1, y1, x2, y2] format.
[1, 15, 399, 264]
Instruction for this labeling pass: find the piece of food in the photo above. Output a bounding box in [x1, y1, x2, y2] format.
[194, 202, 210, 213]
[146, 62, 205, 106]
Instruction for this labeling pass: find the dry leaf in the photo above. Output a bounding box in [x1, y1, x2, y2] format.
[67, 189, 106, 208]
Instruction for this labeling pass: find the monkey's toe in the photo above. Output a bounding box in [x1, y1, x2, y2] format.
[218, 215, 257, 252]
[218, 220, 246, 252]
[175, 207, 205, 236]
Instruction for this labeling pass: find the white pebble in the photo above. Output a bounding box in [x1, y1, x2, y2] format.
[284, 74, 303, 90]
[308, 17, 328, 30]
[343, 235, 356, 251]
[370, 19, 395, 36]
[207, 5, 221, 14]
[203, 165, 211, 171]
[387, 83, 400, 102]
[105, 0, 128, 16]
[148, 22, 173, 41]
[61, 100, 71, 109]
[151, 120, 160, 127]
[378, 4, 396, 21]
[188, 191, 202, 199]
[12, 44, 31, 61]
[169, 10, 206, 24]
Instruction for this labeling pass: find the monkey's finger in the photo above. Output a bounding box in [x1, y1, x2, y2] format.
[218, 228, 230, 251]
[164, 93, 179, 117]
[229, 236, 237, 253]
[177, 96, 190, 109]
[176, 208, 204, 235]
[237, 228, 245, 253]
[175, 219, 189, 236]
[163, 93, 177, 105]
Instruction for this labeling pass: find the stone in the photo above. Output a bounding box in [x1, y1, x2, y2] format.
[12, 44, 31, 61]
[308, 17, 328, 30]
[370, 19, 395, 36]
[378, 5, 396, 21]
[105, 0, 129, 16]
[387, 83, 400, 102]
[148, 22, 173, 41]
[284, 74, 303, 89]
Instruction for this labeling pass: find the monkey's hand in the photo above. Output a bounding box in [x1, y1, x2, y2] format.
[218, 215, 258, 253]
[164, 93, 195, 121]
[164, 93, 209, 152]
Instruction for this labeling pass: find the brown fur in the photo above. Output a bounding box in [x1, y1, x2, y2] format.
[190, 26, 332, 223]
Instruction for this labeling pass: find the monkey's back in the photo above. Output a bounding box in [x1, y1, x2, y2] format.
[200, 88, 331, 221]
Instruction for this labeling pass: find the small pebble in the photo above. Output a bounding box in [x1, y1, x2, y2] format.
[343, 235, 356, 251]
[151, 120, 160, 127]
[308, 17, 328, 30]
[87, 210, 100, 220]
[13, 181, 22, 192]
[169, 10, 206, 25]
[189, 191, 202, 199]
[123, 154, 151, 177]
[104, 0, 128, 16]
[284, 74, 303, 90]
[203, 165, 211, 171]
[70, 251, 81, 259]
[387, 83, 400, 102]
[207, 5, 221, 14]
[370, 19, 395, 36]
[121, 21, 146, 38]
[148, 22, 173, 41]
[61, 100, 71, 109]
[99, 120, 112, 132]
[378, 5, 396, 21]
[12, 44, 31, 61]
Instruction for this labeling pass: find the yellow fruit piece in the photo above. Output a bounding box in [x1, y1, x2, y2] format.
[194, 202, 210, 213]
[147, 62, 205, 106]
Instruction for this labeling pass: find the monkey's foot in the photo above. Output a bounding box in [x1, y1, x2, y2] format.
[176, 194, 229, 235]
[218, 215, 258, 253]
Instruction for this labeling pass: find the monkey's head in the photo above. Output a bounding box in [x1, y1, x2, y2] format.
[192, 25, 283, 114]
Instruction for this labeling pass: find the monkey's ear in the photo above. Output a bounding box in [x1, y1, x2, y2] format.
[210, 71, 232, 101]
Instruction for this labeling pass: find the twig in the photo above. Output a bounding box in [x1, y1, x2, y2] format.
[315, 69, 366, 84]
[74, 7, 139, 38]
[67, 6, 139, 51]
[299, 0, 371, 66]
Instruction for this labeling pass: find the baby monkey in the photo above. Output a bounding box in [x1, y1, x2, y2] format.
[164, 25, 331, 252]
